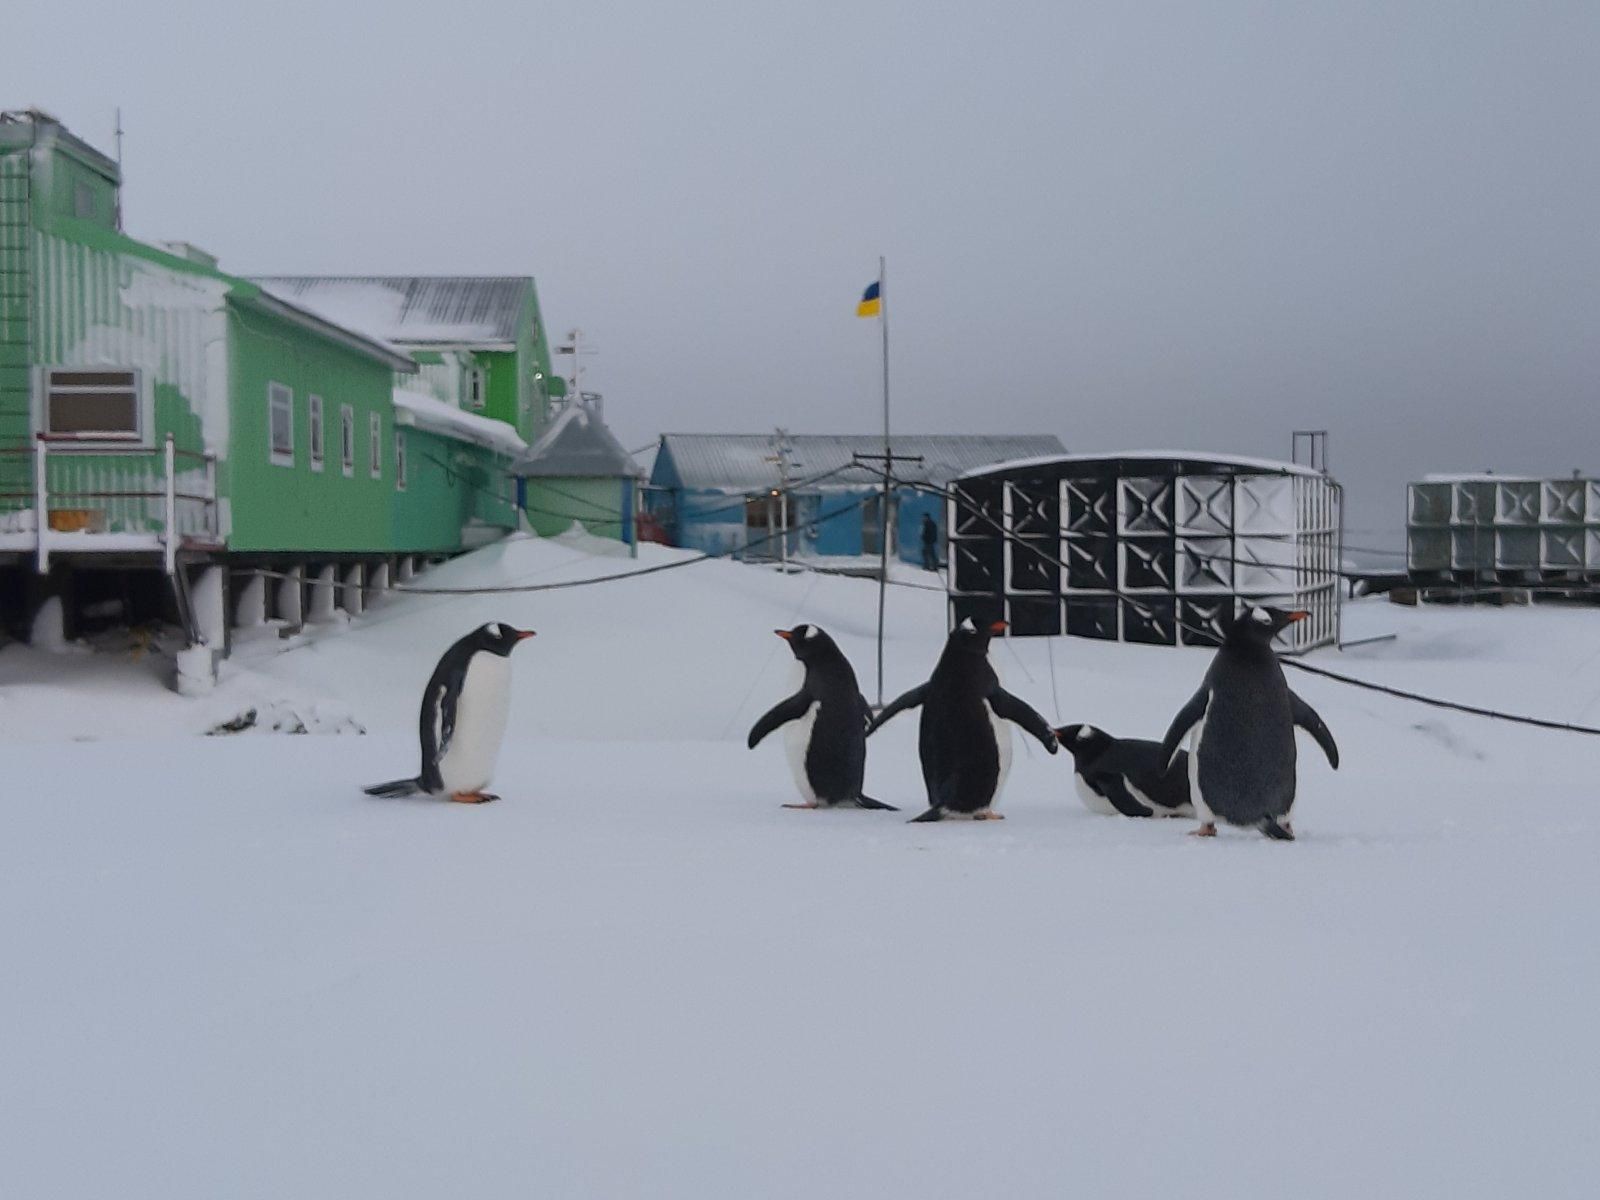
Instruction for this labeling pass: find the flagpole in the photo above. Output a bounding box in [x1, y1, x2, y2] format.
[876, 254, 890, 708]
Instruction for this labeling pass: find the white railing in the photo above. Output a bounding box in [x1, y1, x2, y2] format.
[1, 433, 220, 574]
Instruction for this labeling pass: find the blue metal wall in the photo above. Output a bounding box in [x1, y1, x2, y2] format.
[651, 482, 944, 567]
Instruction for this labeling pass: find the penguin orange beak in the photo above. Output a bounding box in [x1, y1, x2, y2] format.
[515, 629, 537, 640]
[774, 629, 793, 641]
[1285, 611, 1309, 623]
[988, 620, 1008, 635]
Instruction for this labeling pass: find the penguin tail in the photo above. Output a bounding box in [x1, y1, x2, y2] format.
[363, 777, 424, 798]
[855, 794, 900, 812]
[1259, 818, 1296, 841]
[908, 806, 945, 823]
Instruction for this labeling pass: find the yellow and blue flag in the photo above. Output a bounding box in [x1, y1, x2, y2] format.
[856, 280, 881, 318]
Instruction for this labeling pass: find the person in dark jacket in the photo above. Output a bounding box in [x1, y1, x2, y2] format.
[920, 512, 940, 571]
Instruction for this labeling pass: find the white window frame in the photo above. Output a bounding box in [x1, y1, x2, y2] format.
[268, 381, 294, 467]
[340, 404, 355, 477]
[467, 366, 486, 410]
[36, 366, 150, 448]
[308, 394, 325, 471]
[369, 412, 383, 479]
[395, 429, 407, 491]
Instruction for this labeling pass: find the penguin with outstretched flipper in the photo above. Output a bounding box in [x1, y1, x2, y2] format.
[868, 617, 1058, 822]
[1055, 723, 1195, 818]
[364, 622, 535, 804]
[1159, 605, 1339, 839]
[747, 624, 897, 811]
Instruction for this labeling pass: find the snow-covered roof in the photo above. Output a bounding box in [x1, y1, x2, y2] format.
[251, 276, 535, 349]
[391, 389, 527, 456]
[511, 403, 642, 479]
[655, 434, 1065, 492]
[957, 449, 1325, 481]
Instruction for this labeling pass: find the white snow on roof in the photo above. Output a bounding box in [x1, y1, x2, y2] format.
[253, 277, 530, 348]
[958, 449, 1325, 480]
[391, 389, 527, 456]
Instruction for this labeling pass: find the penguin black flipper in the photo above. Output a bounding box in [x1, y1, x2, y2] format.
[418, 655, 470, 793]
[866, 683, 929, 736]
[1289, 689, 1340, 769]
[1160, 686, 1210, 770]
[1087, 770, 1158, 817]
[747, 691, 813, 749]
[988, 686, 1059, 753]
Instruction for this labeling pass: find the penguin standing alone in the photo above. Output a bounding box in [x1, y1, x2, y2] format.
[747, 624, 897, 810]
[364, 621, 535, 804]
[868, 617, 1058, 822]
[1158, 605, 1339, 839]
[1055, 724, 1195, 818]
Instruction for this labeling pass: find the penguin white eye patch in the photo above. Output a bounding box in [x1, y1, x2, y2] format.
[958, 617, 976, 632]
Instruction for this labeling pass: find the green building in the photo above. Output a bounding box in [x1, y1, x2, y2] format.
[0, 111, 544, 682]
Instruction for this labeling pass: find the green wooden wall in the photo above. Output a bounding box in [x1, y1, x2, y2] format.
[226, 303, 399, 552]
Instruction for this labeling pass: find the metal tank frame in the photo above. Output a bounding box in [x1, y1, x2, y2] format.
[947, 453, 1343, 652]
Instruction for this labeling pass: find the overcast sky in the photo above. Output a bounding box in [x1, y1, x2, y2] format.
[12, 0, 1598, 546]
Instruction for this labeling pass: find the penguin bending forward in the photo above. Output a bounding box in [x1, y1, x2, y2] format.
[1158, 605, 1339, 840]
[1055, 724, 1195, 819]
[364, 621, 535, 804]
[747, 624, 897, 810]
[868, 617, 1058, 822]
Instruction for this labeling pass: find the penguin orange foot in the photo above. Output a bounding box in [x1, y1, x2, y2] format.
[1190, 822, 1218, 838]
[451, 791, 499, 804]
[973, 811, 1006, 820]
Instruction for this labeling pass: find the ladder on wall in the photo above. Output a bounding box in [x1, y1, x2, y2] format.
[0, 148, 32, 516]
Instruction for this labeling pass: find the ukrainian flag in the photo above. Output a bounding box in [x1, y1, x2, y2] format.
[856, 280, 881, 318]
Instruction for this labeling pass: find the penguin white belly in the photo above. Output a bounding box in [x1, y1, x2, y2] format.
[1186, 695, 1216, 824]
[1073, 772, 1121, 816]
[782, 701, 820, 804]
[437, 654, 511, 794]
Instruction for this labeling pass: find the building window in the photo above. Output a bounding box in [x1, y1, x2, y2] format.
[268, 382, 294, 466]
[340, 405, 355, 477]
[369, 412, 382, 478]
[41, 368, 142, 442]
[308, 394, 324, 471]
[467, 367, 485, 410]
[74, 182, 96, 220]
[395, 430, 407, 491]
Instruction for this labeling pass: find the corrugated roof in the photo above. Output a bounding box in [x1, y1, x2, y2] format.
[655, 434, 1067, 492]
[249, 276, 533, 347]
[512, 403, 642, 478]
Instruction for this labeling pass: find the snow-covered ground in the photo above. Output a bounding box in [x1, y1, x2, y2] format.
[3, 532, 1597, 1198]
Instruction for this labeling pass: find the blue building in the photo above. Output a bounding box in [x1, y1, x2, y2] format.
[646, 433, 1066, 566]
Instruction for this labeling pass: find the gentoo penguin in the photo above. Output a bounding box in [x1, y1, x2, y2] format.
[867, 617, 1058, 822]
[1054, 723, 1195, 819]
[1158, 605, 1339, 839]
[364, 621, 535, 804]
[747, 624, 897, 811]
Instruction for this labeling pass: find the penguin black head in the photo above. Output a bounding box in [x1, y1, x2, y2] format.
[949, 615, 1006, 653]
[1053, 723, 1112, 765]
[472, 621, 536, 656]
[1226, 604, 1307, 647]
[774, 623, 838, 661]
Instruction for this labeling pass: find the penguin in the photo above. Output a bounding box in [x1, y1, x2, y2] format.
[747, 623, 897, 811]
[364, 621, 535, 804]
[867, 617, 1058, 822]
[1054, 723, 1195, 819]
[1158, 605, 1339, 840]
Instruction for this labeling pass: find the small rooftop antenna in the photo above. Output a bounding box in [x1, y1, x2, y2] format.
[554, 328, 598, 412]
[113, 107, 124, 231]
